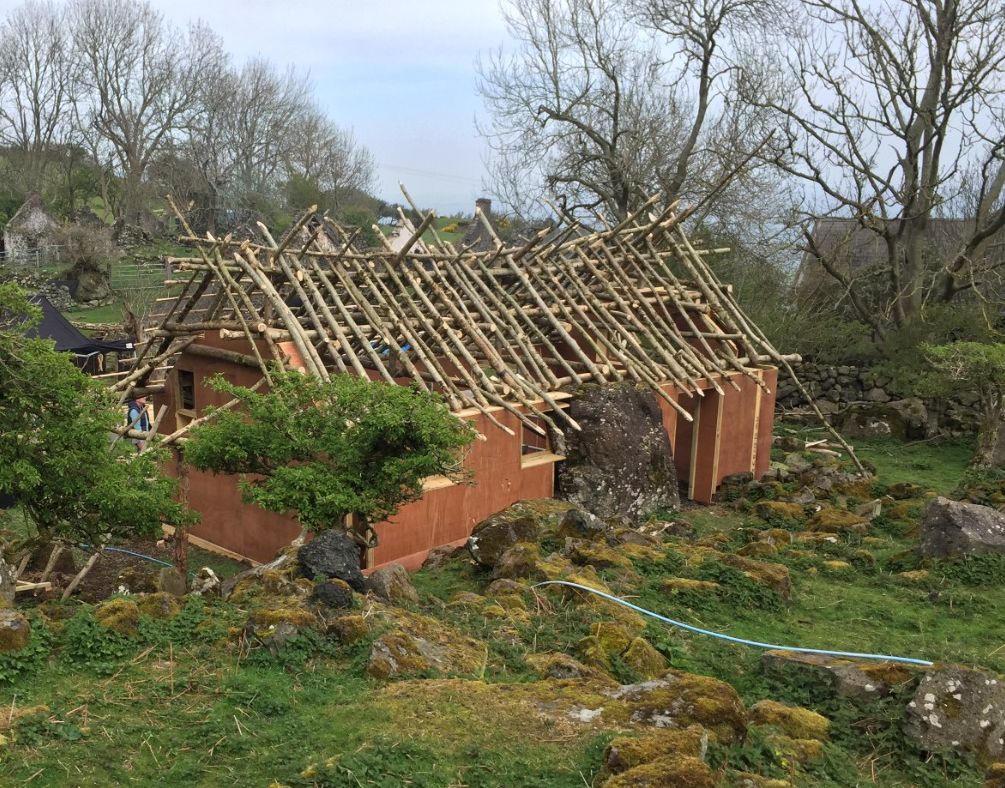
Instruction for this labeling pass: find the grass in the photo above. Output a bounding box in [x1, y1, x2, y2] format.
[0, 427, 996, 786]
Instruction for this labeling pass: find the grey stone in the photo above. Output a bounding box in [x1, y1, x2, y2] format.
[421, 544, 466, 570]
[784, 452, 813, 475]
[156, 567, 187, 597]
[366, 563, 419, 604]
[556, 383, 679, 520]
[311, 581, 355, 609]
[790, 487, 816, 505]
[905, 665, 1005, 762]
[298, 529, 366, 592]
[854, 499, 883, 521]
[842, 413, 893, 438]
[466, 506, 540, 569]
[557, 508, 608, 540]
[919, 497, 1005, 558]
[190, 567, 220, 597]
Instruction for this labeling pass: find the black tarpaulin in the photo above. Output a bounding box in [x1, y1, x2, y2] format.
[25, 294, 128, 355]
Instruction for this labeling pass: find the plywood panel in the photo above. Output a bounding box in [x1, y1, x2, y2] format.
[690, 389, 722, 503]
[713, 373, 759, 484]
[755, 367, 779, 478]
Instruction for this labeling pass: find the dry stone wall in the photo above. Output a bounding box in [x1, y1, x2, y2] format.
[776, 363, 980, 437]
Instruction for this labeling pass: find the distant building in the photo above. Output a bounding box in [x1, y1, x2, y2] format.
[2, 194, 59, 261]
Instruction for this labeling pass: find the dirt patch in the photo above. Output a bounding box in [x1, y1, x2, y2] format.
[19, 535, 245, 603]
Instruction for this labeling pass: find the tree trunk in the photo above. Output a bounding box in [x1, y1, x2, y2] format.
[174, 454, 190, 575]
[972, 403, 1005, 469]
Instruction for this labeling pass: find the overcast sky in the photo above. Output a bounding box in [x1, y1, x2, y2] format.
[0, 0, 511, 215]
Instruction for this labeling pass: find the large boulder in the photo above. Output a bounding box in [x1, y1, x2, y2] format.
[905, 665, 1005, 763]
[919, 497, 1005, 558]
[366, 563, 419, 605]
[365, 603, 487, 679]
[466, 506, 540, 569]
[607, 671, 747, 744]
[839, 398, 929, 441]
[297, 529, 366, 592]
[556, 383, 679, 520]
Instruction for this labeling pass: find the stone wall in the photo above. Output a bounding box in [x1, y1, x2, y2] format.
[0, 270, 73, 311]
[776, 363, 980, 438]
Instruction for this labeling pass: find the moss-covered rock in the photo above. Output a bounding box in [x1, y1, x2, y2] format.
[567, 541, 633, 570]
[94, 598, 140, 637]
[137, 592, 181, 620]
[661, 578, 720, 593]
[0, 609, 30, 652]
[603, 754, 714, 786]
[492, 543, 541, 580]
[228, 567, 312, 606]
[898, 569, 931, 584]
[609, 671, 747, 743]
[244, 605, 319, 651]
[577, 635, 613, 672]
[448, 591, 487, 609]
[591, 622, 634, 655]
[526, 652, 602, 680]
[727, 770, 792, 787]
[821, 560, 852, 573]
[718, 554, 792, 600]
[738, 541, 779, 558]
[985, 762, 1005, 788]
[748, 699, 830, 740]
[888, 482, 926, 500]
[600, 725, 708, 776]
[807, 507, 869, 534]
[327, 614, 370, 644]
[0, 704, 49, 733]
[766, 733, 824, 764]
[886, 499, 925, 522]
[366, 603, 487, 680]
[467, 506, 541, 568]
[757, 528, 795, 546]
[754, 501, 806, 525]
[621, 638, 670, 680]
[484, 578, 529, 597]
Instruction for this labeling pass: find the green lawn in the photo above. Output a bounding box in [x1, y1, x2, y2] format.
[0, 427, 997, 786]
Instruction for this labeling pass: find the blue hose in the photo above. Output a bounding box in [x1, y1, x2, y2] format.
[533, 580, 933, 666]
[101, 545, 174, 568]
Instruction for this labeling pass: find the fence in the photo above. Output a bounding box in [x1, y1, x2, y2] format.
[110, 259, 169, 291]
[0, 244, 66, 270]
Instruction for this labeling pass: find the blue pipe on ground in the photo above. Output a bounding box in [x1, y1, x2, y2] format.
[533, 580, 933, 666]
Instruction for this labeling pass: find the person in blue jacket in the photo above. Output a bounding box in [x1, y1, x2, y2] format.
[126, 395, 151, 451]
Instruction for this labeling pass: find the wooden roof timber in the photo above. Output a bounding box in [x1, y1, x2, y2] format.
[121, 193, 806, 442]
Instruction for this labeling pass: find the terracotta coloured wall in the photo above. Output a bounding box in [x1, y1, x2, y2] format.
[155, 336, 556, 567]
[154, 333, 778, 566]
[654, 369, 778, 504]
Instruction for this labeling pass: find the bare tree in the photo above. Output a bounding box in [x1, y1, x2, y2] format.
[0, 0, 74, 194]
[285, 107, 377, 211]
[70, 0, 225, 226]
[762, 0, 1005, 334]
[181, 58, 312, 226]
[477, 0, 780, 223]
